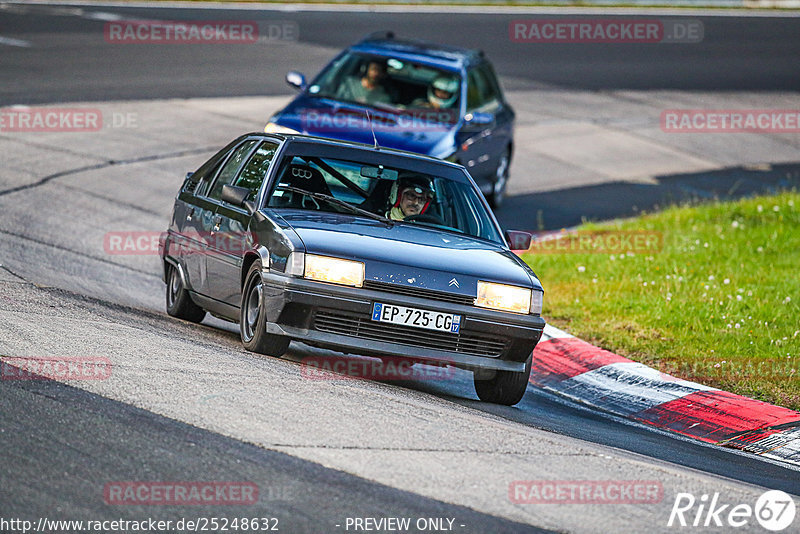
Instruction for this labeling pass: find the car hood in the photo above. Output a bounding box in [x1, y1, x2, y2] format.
[275, 210, 541, 295]
[273, 96, 455, 157]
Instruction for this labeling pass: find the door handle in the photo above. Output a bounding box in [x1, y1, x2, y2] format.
[186, 206, 195, 221]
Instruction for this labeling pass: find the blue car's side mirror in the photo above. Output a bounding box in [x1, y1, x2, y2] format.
[286, 71, 307, 91]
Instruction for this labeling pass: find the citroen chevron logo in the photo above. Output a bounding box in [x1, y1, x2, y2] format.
[449, 278, 459, 288]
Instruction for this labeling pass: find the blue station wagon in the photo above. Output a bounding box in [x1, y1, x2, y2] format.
[264, 32, 516, 208]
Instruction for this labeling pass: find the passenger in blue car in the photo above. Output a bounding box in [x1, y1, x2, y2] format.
[336, 59, 392, 106]
[386, 174, 436, 221]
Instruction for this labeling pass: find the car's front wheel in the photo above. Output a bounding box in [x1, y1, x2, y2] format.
[473, 354, 531, 406]
[165, 263, 206, 323]
[489, 148, 510, 210]
[240, 261, 290, 357]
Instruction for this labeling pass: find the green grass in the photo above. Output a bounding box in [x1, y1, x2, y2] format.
[521, 191, 800, 411]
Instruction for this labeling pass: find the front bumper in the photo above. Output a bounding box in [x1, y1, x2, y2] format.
[261, 271, 545, 372]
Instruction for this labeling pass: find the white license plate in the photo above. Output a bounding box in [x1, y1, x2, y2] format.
[371, 302, 461, 334]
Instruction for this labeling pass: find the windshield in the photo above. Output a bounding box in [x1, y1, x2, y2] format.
[308, 51, 462, 112]
[266, 154, 502, 243]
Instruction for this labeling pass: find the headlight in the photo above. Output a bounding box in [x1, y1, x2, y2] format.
[264, 122, 300, 135]
[475, 281, 531, 314]
[304, 254, 364, 287]
[531, 290, 544, 315]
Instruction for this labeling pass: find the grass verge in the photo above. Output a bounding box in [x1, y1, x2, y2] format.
[521, 191, 800, 411]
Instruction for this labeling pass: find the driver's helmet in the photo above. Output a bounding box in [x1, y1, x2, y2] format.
[428, 76, 459, 109]
[391, 174, 436, 214]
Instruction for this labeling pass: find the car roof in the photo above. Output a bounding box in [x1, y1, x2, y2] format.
[249, 132, 468, 180]
[259, 132, 458, 165]
[349, 32, 484, 70]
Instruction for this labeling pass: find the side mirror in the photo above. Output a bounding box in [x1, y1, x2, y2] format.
[286, 71, 307, 90]
[505, 230, 532, 251]
[221, 184, 251, 208]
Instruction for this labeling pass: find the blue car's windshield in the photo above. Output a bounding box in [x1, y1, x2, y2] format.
[308, 51, 461, 113]
[266, 154, 502, 244]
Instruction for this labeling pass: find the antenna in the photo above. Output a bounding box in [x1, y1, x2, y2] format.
[366, 110, 380, 150]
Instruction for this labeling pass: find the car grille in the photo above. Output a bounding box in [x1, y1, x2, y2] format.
[314, 309, 508, 357]
[363, 280, 474, 306]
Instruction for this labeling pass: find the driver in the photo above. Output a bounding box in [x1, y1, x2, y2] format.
[386, 174, 436, 221]
[412, 75, 459, 110]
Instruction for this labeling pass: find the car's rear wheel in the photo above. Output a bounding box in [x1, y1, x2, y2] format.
[240, 261, 290, 357]
[473, 354, 531, 406]
[489, 148, 510, 210]
[165, 263, 206, 323]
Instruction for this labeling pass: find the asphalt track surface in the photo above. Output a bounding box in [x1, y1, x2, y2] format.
[1, 4, 800, 105]
[1, 4, 799, 533]
[1, 358, 544, 533]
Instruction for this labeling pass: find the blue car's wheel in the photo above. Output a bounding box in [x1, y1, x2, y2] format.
[240, 261, 290, 357]
[489, 148, 510, 210]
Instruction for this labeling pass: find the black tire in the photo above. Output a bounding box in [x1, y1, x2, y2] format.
[488, 148, 510, 210]
[240, 261, 290, 357]
[473, 354, 531, 406]
[165, 263, 206, 323]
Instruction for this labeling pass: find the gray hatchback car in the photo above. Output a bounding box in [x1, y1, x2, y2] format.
[161, 133, 544, 405]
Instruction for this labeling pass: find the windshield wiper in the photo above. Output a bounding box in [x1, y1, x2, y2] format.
[277, 185, 395, 227]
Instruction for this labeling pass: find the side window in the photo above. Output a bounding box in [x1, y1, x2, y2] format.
[191, 139, 240, 197]
[482, 64, 504, 102]
[466, 66, 500, 112]
[194, 158, 227, 197]
[233, 141, 279, 203]
[207, 140, 258, 201]
[466, 69, 483, 110]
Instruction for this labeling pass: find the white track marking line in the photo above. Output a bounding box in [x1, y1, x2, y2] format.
[0, 35, 31, 47]
[82, 11, 123, 21]
[542, 323, 575, 341]
[551, 361, 715, 416]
